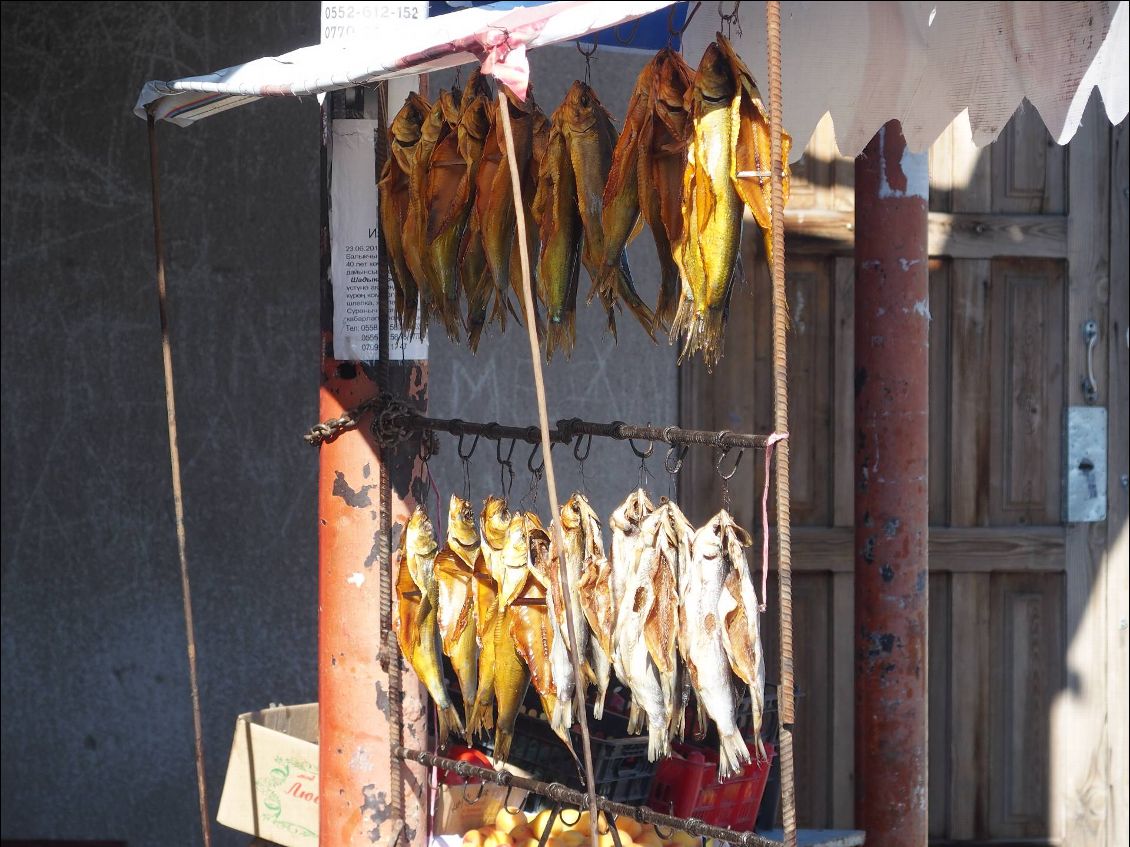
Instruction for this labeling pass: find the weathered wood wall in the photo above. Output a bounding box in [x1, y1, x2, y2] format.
[680, 101, 1127, 845]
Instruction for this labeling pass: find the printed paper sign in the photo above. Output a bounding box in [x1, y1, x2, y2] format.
[320, 1, 429, 43]
[329, 119, 428, 361]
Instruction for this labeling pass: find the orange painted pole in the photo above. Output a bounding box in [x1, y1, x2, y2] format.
[318, 86, 429, 847]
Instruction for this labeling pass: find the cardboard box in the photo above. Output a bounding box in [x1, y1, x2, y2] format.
[217, 703, 320, 847]
[432, 754, 533, 836]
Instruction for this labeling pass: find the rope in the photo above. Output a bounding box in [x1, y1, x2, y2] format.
[760, 433, 789, 611]
[765, 5, 796, 847]
[496, 89, 601, 847]
[147, 114, 213, 847]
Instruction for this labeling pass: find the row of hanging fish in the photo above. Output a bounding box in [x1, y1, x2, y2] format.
[392, 489, 766, 780]
[377, 34, 791, 367]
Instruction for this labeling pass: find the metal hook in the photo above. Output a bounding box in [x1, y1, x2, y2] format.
[528, 442, 546, 475]
[716, 447, 745, 480]
[502, 783, 522, 815]
[418, 430, 437, 464]
[664, 443, 690, 476]
[573, 432, 593, 462]
[497, 437, 516, 498]
[629, 437, 655, 460]
[458, 430, 480, 462]
[614, 17, 643, 46]
[667, 1, 703, 44]
[576, 31, 598, 84]
[652, 816, 675, 840]
[497, 436, 517, 465]
[558, 806, 582, 828]
[461, 778, 486, 805]
[717, 0, 741, 37]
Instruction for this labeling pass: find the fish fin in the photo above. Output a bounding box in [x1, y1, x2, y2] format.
[643, 559, 678, 674]
[627, 701, 643, 735]
[720, 570, 756, 686]
[717, 729, 752, 780]
[436, 702, 465, 749]
[493, 726, 514, 762]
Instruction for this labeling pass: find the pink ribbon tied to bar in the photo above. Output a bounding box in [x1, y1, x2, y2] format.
[760, 432, 789, 612]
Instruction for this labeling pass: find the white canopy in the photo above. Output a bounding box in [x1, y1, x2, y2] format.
[135, 0, 1129, 157]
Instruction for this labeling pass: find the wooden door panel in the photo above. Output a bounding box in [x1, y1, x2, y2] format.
[989, 573, 1065, 837]
[990, 104, 1067, 215]
[988, 259, 1065, 525]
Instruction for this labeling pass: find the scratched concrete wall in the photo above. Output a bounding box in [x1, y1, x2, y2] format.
[0, 4, 676, 845]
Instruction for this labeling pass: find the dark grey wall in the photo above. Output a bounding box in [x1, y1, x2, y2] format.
[2, 3, 322, 844]
[0, 4, 676, 845]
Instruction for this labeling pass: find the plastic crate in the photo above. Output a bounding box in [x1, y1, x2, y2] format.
[646, 741, 776, 831]
[504, 708, 658, 805]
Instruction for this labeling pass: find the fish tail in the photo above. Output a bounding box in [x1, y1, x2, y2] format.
[592, 679, 608, 721]
[437, 299, 462, 343]
[611, 265, 657, 340]
[653, 259, 680, 335]
[466, 695, 494, 739]
[627, 701, 643, 735]
[717, 729, 752, 780]
[669, 292, 695, 350]
[493, 726, 514, 762]
[753, 734, 768, 764]
[436, 702, 465, 748]
[543, 315, 575, 361]
[682, 306, 726, 370]
[647, 722, 671, 762]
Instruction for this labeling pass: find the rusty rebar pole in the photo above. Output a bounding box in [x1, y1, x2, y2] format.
[764, 5, 796, 847]
[853, 119, 929, 845]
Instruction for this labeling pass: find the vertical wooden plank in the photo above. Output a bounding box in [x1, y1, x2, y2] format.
[829, 570, 854, 826]
[928, 259, 952, 525]
[991, 106, 1049, 214]
[929, 119, 954, 214]
[1054, 93, 1111, 847]
[949, 259, 992, 526]
[951, 111, 992, 214]
[927, 572, 951, 841]
[948, 572, 991, 840]
[793, 574, 831, 826]
[1105, 118, 1129, 847]
[988, 259, 1065, 526]
[833, 257, 854, 527]
[990, 573, 1064, 838]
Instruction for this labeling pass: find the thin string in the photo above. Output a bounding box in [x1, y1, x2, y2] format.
[147, 113, 213, 847]
[760, 433, 789, 611]
[496, 89, 601, 847]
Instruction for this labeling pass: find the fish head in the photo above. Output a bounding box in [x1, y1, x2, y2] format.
[390, 93, 429, 146]
[717, 509, 754, 548]
[560, 494, 583, 532]
[501, 513, 531, 565]
[480, 496, 511, 549]
[420, 98, 450, 146]
[653, 50, 693, 135]
[405, 506, 439, 558]
[692, 40, 737, 106]
[459, 95, 492, 144]
[501, 83, 536, 118]
[461, 66, 492, 103]
[562, 80, 603, 135]
[438, 86, 462, 125]
[448, 494, 479, 548]
[715, 33, 756, 93]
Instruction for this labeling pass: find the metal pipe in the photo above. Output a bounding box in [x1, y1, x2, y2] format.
[319, 86, 431, 847]
[327, 409, 772, 450]
[853, 119, 929, 845]
[394, 746, 783, 847]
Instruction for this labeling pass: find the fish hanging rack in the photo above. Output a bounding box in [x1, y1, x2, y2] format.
[305, 395, 769, 454]
[395, 745, 782, 847]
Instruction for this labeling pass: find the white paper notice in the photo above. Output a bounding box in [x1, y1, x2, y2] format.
[330, 119, 428, 361]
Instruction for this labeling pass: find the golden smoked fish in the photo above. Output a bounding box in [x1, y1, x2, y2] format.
[406, 89, 461, 337]
[434, 495, 481, 725]
[490, 513, 535, 761]
[716, 34, 792, 270]
[378, 92, 430, 335]
[560, 81, 655, 339]
[639, 49, 694, 331]
[467, 495, 511, 738]
[533, 113, 583, 360]
[672, 40, 744, 369]
[685, 512, 751, 779]
[393, 507, 464, 747]
[715, 509, 767, 760]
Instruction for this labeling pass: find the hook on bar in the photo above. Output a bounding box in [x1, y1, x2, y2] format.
[716, 447, 745, 481]
[462, 778, 486, 805]
[664, 443, 690, 475]
[458, 430, 480, 461]
[528, 441, 546, 475]
[629, 436, 655, 460]
[573, 432, 593, 462]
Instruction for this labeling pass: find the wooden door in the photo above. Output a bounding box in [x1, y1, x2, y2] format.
[679, 101, 1126, 845]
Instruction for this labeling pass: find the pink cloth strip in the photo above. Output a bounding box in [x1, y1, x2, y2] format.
[760, 432, 789, 612]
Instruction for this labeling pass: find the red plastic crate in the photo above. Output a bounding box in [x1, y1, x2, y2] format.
[646, 741, 776, 831]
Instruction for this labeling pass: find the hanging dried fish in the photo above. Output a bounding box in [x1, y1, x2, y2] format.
[393, 506, 465, 747]
[608, 488, 656, 733]
[560, 80, 656, 339]
[715, 509, 767, 760]
[467, 495, 511, 739]
[533, 110, 583, 360]
[378, 92, 430, 336]
[434, 495, 481, 725]
[717, 34, 793, 270]
[684, 511, 752, 779]
[671, 39, 745, 369]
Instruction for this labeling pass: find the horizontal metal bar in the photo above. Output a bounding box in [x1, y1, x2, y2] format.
[391, 413, 770, 450]
[394, 746, 782, 847]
